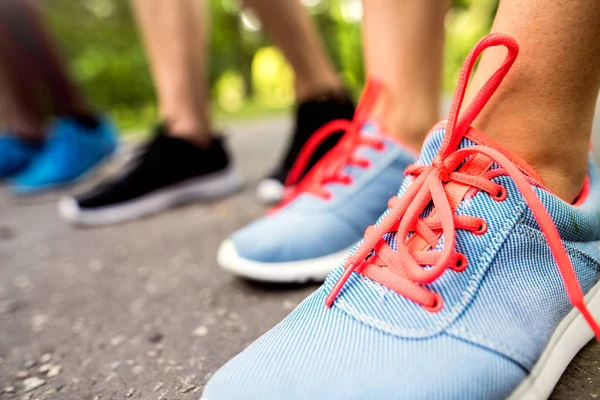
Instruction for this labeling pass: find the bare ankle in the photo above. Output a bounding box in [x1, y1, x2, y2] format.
[373, 101, 438, 151]
[294, 74, 344, 102]
[164, 118, 212, 147]
[534, 162, 588, 204]
[473, 112, 590, 203]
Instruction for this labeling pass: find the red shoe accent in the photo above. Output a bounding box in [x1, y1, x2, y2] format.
[270, 80, 386, 213]
[324, 33, 600, 340]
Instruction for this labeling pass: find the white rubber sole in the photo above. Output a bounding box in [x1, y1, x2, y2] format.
[256, 178, 284, 205]
[508, 279, 600, 400]
[58, 168, 242, 226]
[217, 239, 352, 283]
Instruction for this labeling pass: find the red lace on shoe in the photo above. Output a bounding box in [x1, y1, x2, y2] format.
[324, 33, 600, 339]
[271, 81, 386, 212]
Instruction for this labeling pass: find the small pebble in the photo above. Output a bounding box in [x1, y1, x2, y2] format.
[132, 365, 143, 374]
[39, 353, 52, 364]
[126, 387, 136, 397]
[22, 377, 45, 392]
[180, 384, 196, 394]
[104, 373, 117, 383]
[16, 370, 29, 379]
[153, 382, 163, 392]
[3, 386, 15, 394]
[39, 364, 51, 373]
[47, 364, 62, 378]
[147, 332, 164, 344]
[110, 335, 125, 347]
[31, 314, 48, 333]
[193, 325, 208, 337]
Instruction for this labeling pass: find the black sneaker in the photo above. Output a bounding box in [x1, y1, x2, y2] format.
[59, 126, 241, 225]
[256, 91, 355, 204]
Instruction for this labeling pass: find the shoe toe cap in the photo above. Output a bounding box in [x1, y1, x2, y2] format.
[202, 290, 526, 400]
[228, 211, 360, 263]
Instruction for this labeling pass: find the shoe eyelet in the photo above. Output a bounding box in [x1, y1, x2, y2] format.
[358, 159, 371, 168]
[493, 186, 508, 202]
[450, 253, 468, 272]
[374, 141, 386, 152]
[423, 293, 444, 313]
[474, 220, 488, 235]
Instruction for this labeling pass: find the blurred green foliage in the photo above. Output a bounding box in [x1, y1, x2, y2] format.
[44, 0, 498, 130]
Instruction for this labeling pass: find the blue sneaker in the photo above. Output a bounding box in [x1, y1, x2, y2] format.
[203, 34, 600, 399]
[0, 135, 41, 179]
[217, 82, 418, 283]
[10, 117, 118, 194]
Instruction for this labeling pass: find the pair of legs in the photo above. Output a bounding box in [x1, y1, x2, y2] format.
[129, 0, 444, 150]
[130, 0, 346, 146]
[134, 0, 600, 204]
[367, 0, 600, 203]
[61, 0, 357, 224]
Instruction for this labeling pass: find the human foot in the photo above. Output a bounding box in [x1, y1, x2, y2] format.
[59, 125, 240, 226]
[203, 34, 600, 400]
[10, 117, 117, 194]
[219, 82, 417, 283]
[256, 91, 355, 204]
[0, 135, 41, 180]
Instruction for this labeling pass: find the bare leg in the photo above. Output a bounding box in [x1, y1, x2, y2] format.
[0, 62, 44, 141]
[362, 0, 448, 149]
[467, 0, 600, 203]
[0, 0, 95, 140]
[242, 0, 344, 101]
[131, 0, 211, 145]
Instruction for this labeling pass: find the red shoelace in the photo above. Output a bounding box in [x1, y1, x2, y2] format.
[271, 81, 386, 212]
[324, 33, 600, 339]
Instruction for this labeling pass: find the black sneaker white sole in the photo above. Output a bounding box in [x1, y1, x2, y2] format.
[59, 168, 242, 226]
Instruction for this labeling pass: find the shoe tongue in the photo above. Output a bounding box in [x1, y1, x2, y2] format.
[358, 122, 385, 140]
[416, 121, 541, 181]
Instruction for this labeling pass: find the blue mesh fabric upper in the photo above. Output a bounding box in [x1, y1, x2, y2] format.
[230, 123, 417, 263]
[204, 127, 600, 399]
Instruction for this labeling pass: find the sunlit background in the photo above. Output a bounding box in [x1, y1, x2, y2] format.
[44, 0, 499, 131]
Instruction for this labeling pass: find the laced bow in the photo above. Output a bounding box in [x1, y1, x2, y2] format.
[272, 81, 386, 211]
[324, 33, 600, 339]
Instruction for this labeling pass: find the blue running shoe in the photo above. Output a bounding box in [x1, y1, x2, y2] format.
[203, 34, 600, 400]
[11, 117, 118, 194]
[0, 135, 41, 179]
[217, 81, 418, 283]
